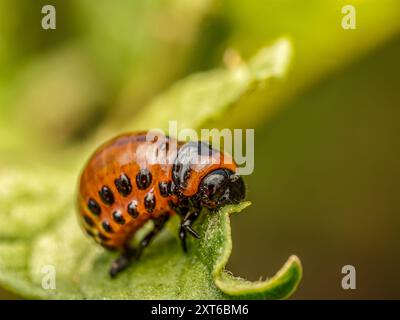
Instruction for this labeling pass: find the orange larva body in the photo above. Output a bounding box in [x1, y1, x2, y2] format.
[77, 132, 238, 251]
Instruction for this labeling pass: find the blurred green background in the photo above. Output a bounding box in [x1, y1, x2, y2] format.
[0, 0, 399, 299]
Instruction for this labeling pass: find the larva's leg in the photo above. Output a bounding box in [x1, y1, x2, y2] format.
[109, 215, 169, 278]
[137, 214, 169, 256]
[179, 211, 201, 252]
[109, 245, 138, 278]
[179, 225, 188, 252]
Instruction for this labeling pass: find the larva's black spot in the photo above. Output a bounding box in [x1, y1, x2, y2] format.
[112, 210, 125, 225]
[136, 169, 152, 190]
[144, 192, 156, 213]
[87, 198, 101, 216]
[114, 173, 132, 197]
[127, 200, 139, 218]
[158, 181, 171, 197]
[83, 215, 95, 227]
[99, 186, 114, 205]
[102, 220, 114, 233]
[98, 233, 110, 242]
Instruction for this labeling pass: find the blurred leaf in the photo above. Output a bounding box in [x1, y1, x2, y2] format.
[74, 0, 218, 124]
[0, 40, 301, 299]
[0, 0, 216, 146]
[0, 167, 73, 240]
[128, 38, 291, 132]
[221, 0, 400, 127]
[9, 46, 110, 145]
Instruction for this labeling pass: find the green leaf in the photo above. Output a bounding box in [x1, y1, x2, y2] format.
[127, 38, 291, 132]
[220, 0, 400, 128]
[0, 41, 302, 299]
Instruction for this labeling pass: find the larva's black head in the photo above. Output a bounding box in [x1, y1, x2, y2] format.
[198, 169, 245, 209]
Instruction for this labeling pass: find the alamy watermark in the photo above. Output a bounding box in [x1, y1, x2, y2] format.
[341, 5, 356, 30]
[141, 121, 254, 176]
[41, 5, 56, 30]
[41, 265, 56, 290]
[341, 265, 356, 290]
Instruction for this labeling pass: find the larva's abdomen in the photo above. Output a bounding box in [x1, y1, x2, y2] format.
[77, 132, 178, 250]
